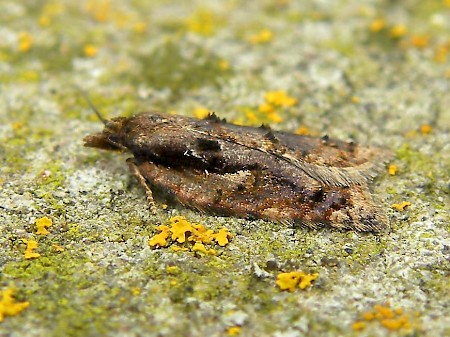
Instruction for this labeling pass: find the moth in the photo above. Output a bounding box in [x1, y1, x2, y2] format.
[84, 109, 391, 232]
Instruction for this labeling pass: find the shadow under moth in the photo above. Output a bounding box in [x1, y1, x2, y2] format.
[84, 111, 391, 232]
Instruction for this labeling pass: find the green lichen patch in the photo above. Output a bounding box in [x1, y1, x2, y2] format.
[135, 39, 232, 99]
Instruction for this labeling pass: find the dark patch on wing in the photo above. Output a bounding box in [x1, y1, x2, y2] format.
[196, 138, 221, 151]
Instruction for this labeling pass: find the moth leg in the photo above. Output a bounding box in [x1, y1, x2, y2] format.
[126, 158, 157, 214]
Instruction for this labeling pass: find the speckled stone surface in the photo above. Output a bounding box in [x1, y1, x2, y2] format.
[0, 1, 449, 336]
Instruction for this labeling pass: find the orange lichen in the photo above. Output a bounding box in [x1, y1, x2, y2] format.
[149, 216, 232, 254]
[255, 90, 297, 124]
[249, 29, 274, 44]
[266, 112, 283, 123]
[36, 216, 52, 235]
[295, 126, 311, 136]
[276, 271, 318, 292]
[374, 304, 394, 319]
[83, 44, 98, 57]
[420, 124, 432, 135]
[392, 201, 411, 211]
[18, 32, 32, 53]
[351, 321, 366, 330]
[39, 16, 51, 27]
[170, 245, 188, 252]
[369, 19, 385, 32]
[353, 304, 415, 332]
[166, 266, 180, 274]
[213, 228, 232, 246]
[52, 244, 65, 252]
[189, 224, 214, 244]
[185, 9, 217, 36]
[298, 273, 319, 289]
[170, 216, 194, 243]
[227, 326, 241, 335]
[265, 91, 297, 107]
[218, 59, 230, 71]
[434, 46, 448, 63]
[411, 35, 428, 48]
[0, 288, 30, 322]
[390, 24, 407, 38]
[192, 242, 209, 254]
[85, 0, 111, 22]
[148, 225, 170, 247]
[258, 103, 275, 114]
[133, 22, 147, 33]
[22, 239, 40, 259]
[350, 96, 361, 103]
[388, 164, 398, 176]
[193, 107, 210, 119]
[361, 311, 375, 321]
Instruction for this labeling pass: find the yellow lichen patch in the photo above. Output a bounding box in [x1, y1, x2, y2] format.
[249, 29, 274, 45]
[351, 96, 361, 103]
[227, 325, 241, 335]
[254, 90, 298, 124]
[258, 103, 275, 114]
[298, 273, 319, 289]
[149, 216, 232, 254]
[170, 245, 188, 252]
[35, 216, 52, 235]
[361, 311, 375, 320]
[12, 121, 23, 130]
[410, 35, 428, 48]
[420, 124, 432, 135]
[390, 24, 407, 38]
[22, 239, 40, 259]
[170, 216, 193, 243]
[388, 164, 398, 176]
[85, 0, 111, 22]
[52, 244, 65, 252]
[0, 288, 30, 322]
[185, 9, 218, 36]
[131, 287, 140, 296]
[374, 304, 394, 319]
[353, 304, 415, 332]
[166, 266, 180, 274]
[149, 225, 170, 247]
[193, 107, 210, 119]
[218, 59, 230, 71]
[276, 271, 318, 292]
[39, 15, 51, 27]
[189, 224, 214, 244]
[213, 228, 232, 246]
[392, 201, 411, 211]
[266, 111, 283, 123]
[434, 46, 449, 63]
[369, 19, 385, 32]
[133, 22, 147, 33]
[83, 44, 98, 57]
[192, 242, 209, 254]
[295, 126, 311, 136]
[265, 91, 297, 107]
[18, 32, 32, 53]
[351, 321, 366, 331]
[244, 110, 258, 123]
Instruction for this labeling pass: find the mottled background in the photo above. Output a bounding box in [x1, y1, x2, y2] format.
[0, 1, 449, 336]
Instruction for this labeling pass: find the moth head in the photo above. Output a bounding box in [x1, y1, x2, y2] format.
[79, 89, 132, 151]
[84, 117, 129, 151]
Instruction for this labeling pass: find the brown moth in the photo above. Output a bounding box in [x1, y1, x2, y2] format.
[84, 110, 391, 232]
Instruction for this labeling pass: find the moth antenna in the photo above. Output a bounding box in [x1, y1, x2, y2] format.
[75, 86, 107, 125]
